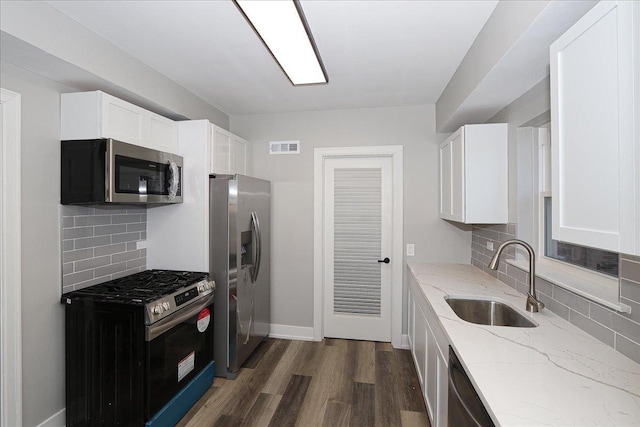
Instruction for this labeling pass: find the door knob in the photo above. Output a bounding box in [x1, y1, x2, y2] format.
[378, 257, 390, 264]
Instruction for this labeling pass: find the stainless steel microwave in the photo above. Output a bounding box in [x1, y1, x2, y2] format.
[61, 138, 183, 205]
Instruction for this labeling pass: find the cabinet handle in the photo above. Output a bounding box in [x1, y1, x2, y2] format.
[378, 258, 390, 264]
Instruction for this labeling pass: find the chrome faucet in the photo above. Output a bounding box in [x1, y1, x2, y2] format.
[488, 239, 545, 313]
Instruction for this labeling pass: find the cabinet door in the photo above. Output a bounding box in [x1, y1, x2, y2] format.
[435, 348, 448, 427]
[449, 129, 465, 222]
[101, 94, 145, 146]
[425, 322, 438, 423]
[147, 113, 178, 153]
[439, 141, 452, 219]
[414, 304, 427, 395]
[211, 126, 232, 174]
[233, 137, 247, 175]
[551, 1, 637, 253]
[408, 290, 415, 351]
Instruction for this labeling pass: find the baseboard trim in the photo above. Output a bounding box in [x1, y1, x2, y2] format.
[37, 408, 65, 427]
[269, 324, 314, 341]
[400, 334, 410, 350]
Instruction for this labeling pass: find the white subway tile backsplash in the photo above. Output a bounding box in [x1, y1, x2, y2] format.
[61, 205, 146, 292]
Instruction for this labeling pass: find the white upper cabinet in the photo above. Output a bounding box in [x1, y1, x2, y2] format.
[233, 136, 247, 175]
[210, 124, 248, 175]
[550, 1, 639, 255]
[61, 90, 178, 153]
[439, 123, 508, 224]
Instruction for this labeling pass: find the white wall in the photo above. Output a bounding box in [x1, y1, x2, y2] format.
[0, 1, 229, 128]
[231, 105, 472, 332]
[1, 60, 68, 426]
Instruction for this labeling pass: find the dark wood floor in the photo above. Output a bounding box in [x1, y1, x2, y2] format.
[177, 338, 430, 427]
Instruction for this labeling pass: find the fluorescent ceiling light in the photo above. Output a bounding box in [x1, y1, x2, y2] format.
[235, 0, 328, 86]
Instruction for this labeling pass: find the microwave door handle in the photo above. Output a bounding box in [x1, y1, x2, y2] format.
[105, 140, 112, 202]
[167, 160, 179, 200]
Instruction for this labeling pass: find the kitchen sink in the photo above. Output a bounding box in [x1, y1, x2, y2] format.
[445, 296, 538, 328]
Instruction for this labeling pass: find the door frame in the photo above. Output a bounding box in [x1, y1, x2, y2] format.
[1, 88, 22, 426]
[313, 145, 403, 347]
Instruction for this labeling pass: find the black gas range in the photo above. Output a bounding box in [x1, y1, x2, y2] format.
[61, 270, 216, 427]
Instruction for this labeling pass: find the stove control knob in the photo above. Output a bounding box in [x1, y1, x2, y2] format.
[162, 302, 170, 311]
[152, 304, 164, 315]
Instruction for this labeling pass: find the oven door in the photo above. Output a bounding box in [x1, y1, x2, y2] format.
[145, 295, 214, 420]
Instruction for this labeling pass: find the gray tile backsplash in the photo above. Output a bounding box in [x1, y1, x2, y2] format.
[61, 205, 146, 294]
[471, 224, 640, 364]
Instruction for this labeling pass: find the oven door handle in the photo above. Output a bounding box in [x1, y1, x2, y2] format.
[145, 294, 214, 341]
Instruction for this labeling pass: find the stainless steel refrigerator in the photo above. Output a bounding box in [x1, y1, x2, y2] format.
[210, 174, 270, 379]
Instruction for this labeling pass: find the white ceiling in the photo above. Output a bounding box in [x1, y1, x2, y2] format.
[46, 0, 499, 116]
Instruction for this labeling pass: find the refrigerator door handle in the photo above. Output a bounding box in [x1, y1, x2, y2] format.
[250, 212, 262, 283]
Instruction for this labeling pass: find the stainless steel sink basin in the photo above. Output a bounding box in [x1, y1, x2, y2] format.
[445, 296, 538, 328]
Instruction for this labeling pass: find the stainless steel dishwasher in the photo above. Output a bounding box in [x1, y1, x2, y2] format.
[448, 346, 495, 427]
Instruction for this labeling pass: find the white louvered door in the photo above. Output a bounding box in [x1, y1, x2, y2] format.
[323, 156, 392, 341]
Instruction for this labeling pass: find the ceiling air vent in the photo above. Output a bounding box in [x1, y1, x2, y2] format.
[270, 140, 300, 155]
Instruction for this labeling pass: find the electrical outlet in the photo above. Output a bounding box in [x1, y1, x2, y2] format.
[486, 241, 494, 251]
[406, 244, 415, 257]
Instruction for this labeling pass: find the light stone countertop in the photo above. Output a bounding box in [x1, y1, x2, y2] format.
[407, 262, 640, 427]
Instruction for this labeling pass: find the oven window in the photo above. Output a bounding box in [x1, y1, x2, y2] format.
[115, 155, 172, 195]
[146, 306, 213, 419]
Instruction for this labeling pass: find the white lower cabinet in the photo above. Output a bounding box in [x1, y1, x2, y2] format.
[409, 274, 449, 427]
